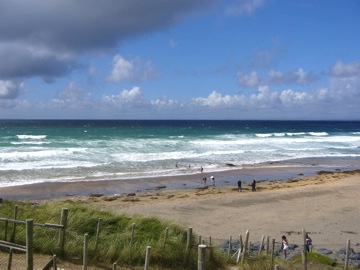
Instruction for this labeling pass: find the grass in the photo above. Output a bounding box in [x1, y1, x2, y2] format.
[0, 200, 226, 269]
[0, 200, 353, 269]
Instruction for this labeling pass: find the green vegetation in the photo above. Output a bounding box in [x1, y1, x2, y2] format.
[0, 200, 226, 269]
[0, 200, 353, 269]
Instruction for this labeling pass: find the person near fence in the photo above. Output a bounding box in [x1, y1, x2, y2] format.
[281, 235, 289, 258]
[251, 180, 256, 191]
[237, 180, 242, 192]
[305, 234, 312, 252]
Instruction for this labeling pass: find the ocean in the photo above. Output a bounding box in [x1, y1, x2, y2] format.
[0, 120, 360, 187]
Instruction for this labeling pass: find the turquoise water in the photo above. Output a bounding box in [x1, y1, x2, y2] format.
[0, 120, 360, 187]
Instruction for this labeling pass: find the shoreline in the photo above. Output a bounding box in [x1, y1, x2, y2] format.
[1, 155, 359, 200]
[0, 164, 345, 201]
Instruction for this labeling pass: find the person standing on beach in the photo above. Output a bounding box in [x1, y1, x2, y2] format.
[202, 177, 207, 186]
[237, 180, 242, 192]
[211, 176, 215, 187]
[281, 235, 289, 258]
[305, 234, 312, 252]
[200, 166, 203, 173]
[251, 180, 256, 191]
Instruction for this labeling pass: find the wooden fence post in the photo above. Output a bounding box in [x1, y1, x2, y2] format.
[4, 219, 8, 241]
[344, 238, 350, 270]
[266, 236, 270, 254]
[130, 223, 135, 247]
[58, 208, 68, 256]
[258, 235, 265, 256]
[228, 236, 232, 259]
[302, 229, 307, 270]
[52, 255, 57, 270]
[186, 227, 193, 251]
[8, 248, 13, 270]
[144, 246, 152, 270]
[236, 235, 242, 264]
[241, 230, 249, 264]
[26, 219, 33, 270]
[163, 227, 169, 249]
[10, 205, 18, 242]
[95, 218, 102, 252]
[271, 238, 275, 269]
[198, 244, 207, 270]
[83, 233, 89, 270]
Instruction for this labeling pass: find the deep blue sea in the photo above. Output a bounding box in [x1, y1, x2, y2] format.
[1, 120, 360, 187]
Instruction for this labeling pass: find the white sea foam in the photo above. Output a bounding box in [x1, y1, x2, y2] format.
[17, 135, 47, 139]
[286, 132, 306, 136]
[308, 132, 329, 136]
[11, 141, 51, 145]
[255, 133, 272, 138]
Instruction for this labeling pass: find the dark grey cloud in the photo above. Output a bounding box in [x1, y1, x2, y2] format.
[0, 0, 216, 81]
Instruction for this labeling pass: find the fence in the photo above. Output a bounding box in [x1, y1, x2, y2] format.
[0, 206, 67, 269]
[0, 204, 358, 269]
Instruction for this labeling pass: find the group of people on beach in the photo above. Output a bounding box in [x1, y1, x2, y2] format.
[202, 176, 215, 187]
[281, 234, 312, 258]
[237, 179, 257, 192]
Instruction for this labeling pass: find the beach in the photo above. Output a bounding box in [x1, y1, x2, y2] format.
[2, 168, 360, 252]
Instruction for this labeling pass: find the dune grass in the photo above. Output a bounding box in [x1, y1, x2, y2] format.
[0, 200, 226, 269]
[0, 200, 352, 269]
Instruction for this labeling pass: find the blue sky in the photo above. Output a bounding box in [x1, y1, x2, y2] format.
[0, 0, 359, 120]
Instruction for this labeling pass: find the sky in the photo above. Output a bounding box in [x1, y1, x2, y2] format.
[0, 0, 359, 120]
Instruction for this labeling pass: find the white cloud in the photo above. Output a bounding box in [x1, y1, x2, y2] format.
[331, 61, 360, 77]
[107, 55, 158, 83]
[225, 0, 265, 16]
[107, 55, 134, 83]
[264, 68, 318, 85]
[268, 69, 283, 79]
[249, 85, 280, 107]
[101, 86, 148, 108]
[120, 86, 144, 103]
[279, 89, 309, 107]
[3, 62, 360, 119]
[48, 82, 92, 109]
[237, 71, 262, 87]
[193, 90, 247, 108]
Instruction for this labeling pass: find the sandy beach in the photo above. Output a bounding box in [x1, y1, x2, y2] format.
[80, 170, 360, 251]
[1, 169, 360, 252]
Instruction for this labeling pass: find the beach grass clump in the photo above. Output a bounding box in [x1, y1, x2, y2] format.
[290, 252, 339, 268]
[285, 252, 345, 270]
[0, 200, 226, 269]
